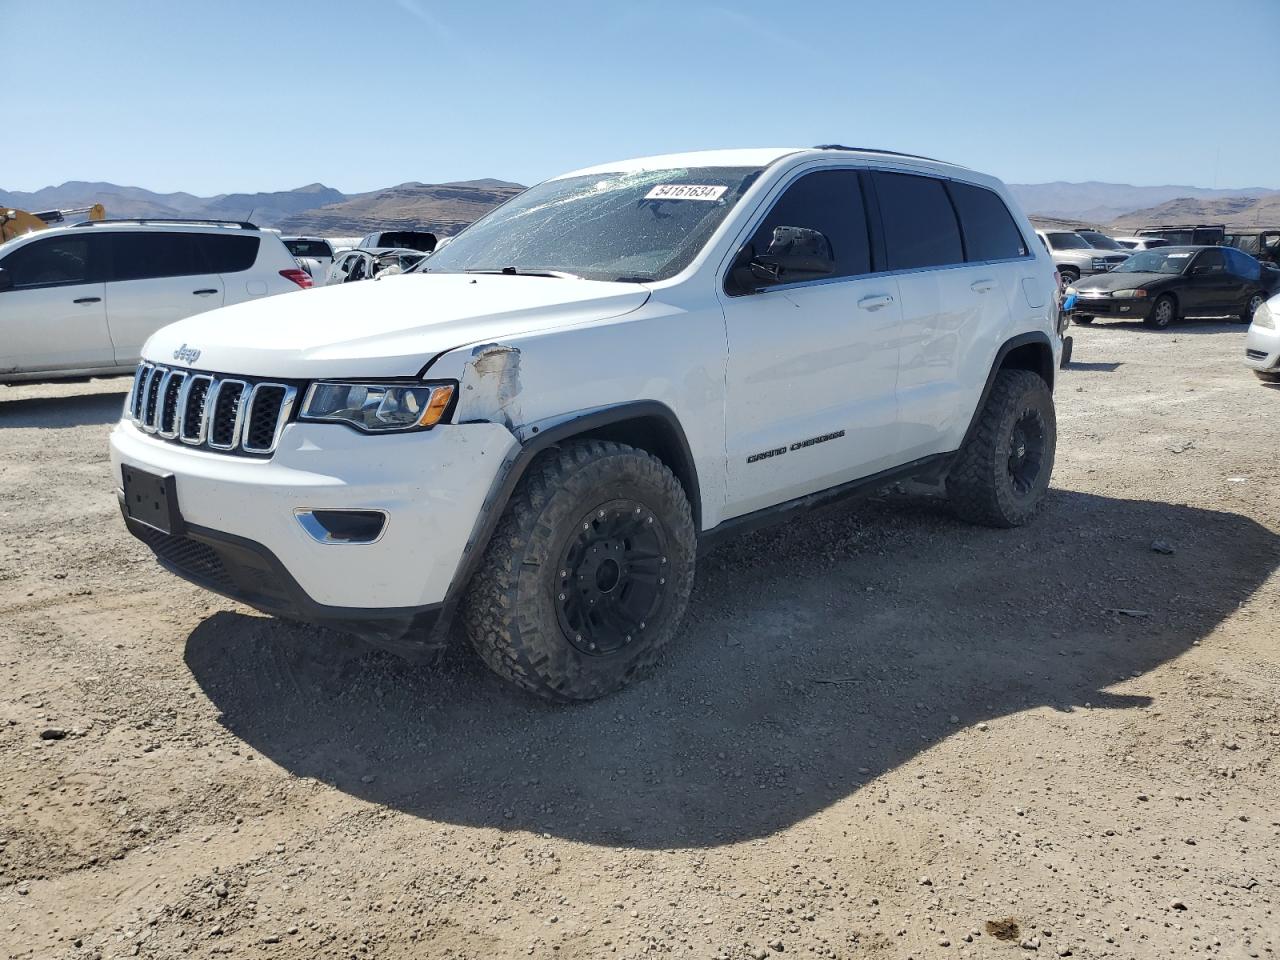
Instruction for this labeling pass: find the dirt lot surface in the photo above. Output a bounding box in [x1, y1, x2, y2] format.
[2, 322, 1278, 960]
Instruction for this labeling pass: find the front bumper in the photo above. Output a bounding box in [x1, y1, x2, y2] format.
[1071, 296, 1152, 320]
[110, 417, 519, 640]
[1244, 321, 1280, 372]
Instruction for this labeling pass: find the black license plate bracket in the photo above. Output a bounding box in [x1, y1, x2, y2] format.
[121, 466, 184, 535]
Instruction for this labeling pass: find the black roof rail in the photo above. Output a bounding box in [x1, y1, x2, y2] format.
[74, 218, 259, 230]
[813, 144, 946, 164]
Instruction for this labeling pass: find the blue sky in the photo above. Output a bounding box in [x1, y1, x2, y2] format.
[8, 0, 1280, 194]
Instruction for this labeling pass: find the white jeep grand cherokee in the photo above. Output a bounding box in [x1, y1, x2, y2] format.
[111, 146, 1066, 701]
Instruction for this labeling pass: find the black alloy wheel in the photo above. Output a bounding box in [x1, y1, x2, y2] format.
[1007, 409, 1047, 500]
[554, 500, 670, 656]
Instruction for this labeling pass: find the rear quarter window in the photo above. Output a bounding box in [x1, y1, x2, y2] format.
[947, 181, 1028, 261]
[871, 172, 964, 270]
[200, 234, 261, 273]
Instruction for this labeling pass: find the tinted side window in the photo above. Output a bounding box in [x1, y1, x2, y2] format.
[107, 233, 206, 281]
[200, 235, 260, 273]
[872, 172, 963, 270]
[2, 236, 97, 287]
[948, 182, 1028, 261]
[747, 169, 871, 280]
[1194, 248, 1227, 274]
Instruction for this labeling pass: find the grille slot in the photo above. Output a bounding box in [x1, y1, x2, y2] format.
[1246, 349, 1268, 361]
[208, 380, 248, 450]
[126, 364, 296, 456]
[242, 384, 288, 453]
[142, 367, 164, 430]
[158, 371, 186, 438]
[180, 375, 213, 443]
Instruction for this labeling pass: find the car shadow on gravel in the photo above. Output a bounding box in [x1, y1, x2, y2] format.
[0, 390, 129, 428]
[184, 490, 1280, 849]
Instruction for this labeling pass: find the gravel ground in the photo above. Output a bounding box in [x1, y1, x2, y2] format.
[1, 320, 1278, 960]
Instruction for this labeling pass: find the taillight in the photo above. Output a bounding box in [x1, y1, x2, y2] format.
[280, 268, 313, 289]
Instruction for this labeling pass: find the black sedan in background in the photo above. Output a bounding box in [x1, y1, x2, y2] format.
[1068, 246, 1279, 329]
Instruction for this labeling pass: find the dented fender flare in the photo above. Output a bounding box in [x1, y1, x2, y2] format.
[426, 400, 699, 646]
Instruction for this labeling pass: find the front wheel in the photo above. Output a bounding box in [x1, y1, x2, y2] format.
[947, 369, 1056, 528]
[1144, 294, 1177, 330]
[1073, 315, 1094, 324]
[1059, 267, 1080, 286]
[1242, 291, 1266, 324]
[461, 440, 696, 701]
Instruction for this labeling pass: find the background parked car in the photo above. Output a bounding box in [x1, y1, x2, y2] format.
[281, 236, 335, 286]
[1114, 236, 1171, 251]
[325, 247, 427, 284]
[1035, 229, 1129, 284]
[356, 230, 438, 254]
[1137, 224, 1225, 246]
[1076, 229, 1131, 256]
[1223, 228, 1280, 267]
[1067, 245, 1277, 330]
[0, 219, 309, 382]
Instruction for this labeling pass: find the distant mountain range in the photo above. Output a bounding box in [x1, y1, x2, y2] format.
[4, 178, 1277, 239]
[1110, 194, 1280, 230]
[0, 179, 525, 238]
[1008, 181, 1280, 224]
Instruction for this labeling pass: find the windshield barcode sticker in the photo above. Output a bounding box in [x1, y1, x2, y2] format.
[644, 184, 728, 201]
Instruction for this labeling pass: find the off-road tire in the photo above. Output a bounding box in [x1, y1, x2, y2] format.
[947, 369, 1056, 528]
[461, 440, 696, 702]
[1145, 293, 1177, 329]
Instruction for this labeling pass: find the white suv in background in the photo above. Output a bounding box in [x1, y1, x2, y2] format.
[111, 147, 1065, 701]
[0, 219, 310, 383]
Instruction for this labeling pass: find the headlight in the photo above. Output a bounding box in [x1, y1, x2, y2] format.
[300, 381, 455, 432]
[1064, 286, 1078, 296]
[1254, 301, 1275, 329]
[1109, 288, 1148, 299]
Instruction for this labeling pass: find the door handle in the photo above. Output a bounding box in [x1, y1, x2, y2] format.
[971, 279, 997, 293]
[857, 294, 894, 311]
[73, 297, 102, 304]
[192, 288, 219, 296]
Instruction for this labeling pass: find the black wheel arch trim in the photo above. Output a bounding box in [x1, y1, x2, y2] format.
[959, 331, 1056, 451]
[427, 400, 701, 646]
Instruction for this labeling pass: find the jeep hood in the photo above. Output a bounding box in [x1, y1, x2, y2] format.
[142, 273, 651, 378]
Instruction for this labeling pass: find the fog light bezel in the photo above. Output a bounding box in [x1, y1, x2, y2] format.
[294, 508, 389, 545]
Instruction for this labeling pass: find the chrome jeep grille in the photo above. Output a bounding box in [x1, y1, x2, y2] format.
[127, 362, 297, 456]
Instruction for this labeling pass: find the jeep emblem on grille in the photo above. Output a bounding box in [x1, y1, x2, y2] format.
[173, 344, 201, 365]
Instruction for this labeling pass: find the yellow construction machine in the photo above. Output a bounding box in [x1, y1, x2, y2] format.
[1, 203, 106, 242]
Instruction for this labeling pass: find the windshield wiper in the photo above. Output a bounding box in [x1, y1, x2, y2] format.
[465, 266, 583, 280]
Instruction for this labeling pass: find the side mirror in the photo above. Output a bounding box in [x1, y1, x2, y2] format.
[749, 226, 836, 285]
[0, 268, 11, 292]
[1190, 264, 1210, 276]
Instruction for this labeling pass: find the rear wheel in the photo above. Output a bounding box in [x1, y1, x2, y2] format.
[1242, 291, 1266, 323]
[461, 440, 696, 701]
[947, 369, 1056, 528]
[1145, 294, 1177, 330]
